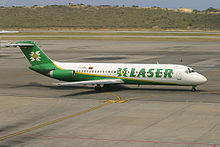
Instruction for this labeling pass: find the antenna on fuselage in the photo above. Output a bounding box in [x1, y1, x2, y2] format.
[157, 61, 159, 64]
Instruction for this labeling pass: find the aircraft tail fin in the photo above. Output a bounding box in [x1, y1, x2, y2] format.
[5, 41, 57, 74]
[15, 41, 53, 66]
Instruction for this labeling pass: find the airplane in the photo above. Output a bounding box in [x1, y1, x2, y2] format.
[4, 41, 207, 91]
[0, 30, 19, 34]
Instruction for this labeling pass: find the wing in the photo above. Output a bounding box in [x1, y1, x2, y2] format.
[55, 79, 124, 86]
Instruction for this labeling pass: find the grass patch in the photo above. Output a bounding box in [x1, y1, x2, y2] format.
[2, 36, 220, 42]
[1, 5, 220, 31]
[3, 32, 220, 36]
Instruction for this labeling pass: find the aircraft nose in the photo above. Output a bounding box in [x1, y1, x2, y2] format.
[199, 75, 207, 84]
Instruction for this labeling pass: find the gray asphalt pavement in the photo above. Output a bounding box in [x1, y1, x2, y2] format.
[0, 40, 220, 147]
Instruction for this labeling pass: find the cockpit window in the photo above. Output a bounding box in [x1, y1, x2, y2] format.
[186, 68, 195, 74]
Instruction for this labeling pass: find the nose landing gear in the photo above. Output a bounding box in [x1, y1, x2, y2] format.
[191, 85, 197, 92]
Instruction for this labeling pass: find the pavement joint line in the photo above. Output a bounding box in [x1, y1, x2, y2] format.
[123, 90, 220, 101]
[199, 91, 220, 94]
[0, 102, 112, 141]
[124, 93, 182, 101]
[19, 134, 220, 147]
[0, 71, 31, 80]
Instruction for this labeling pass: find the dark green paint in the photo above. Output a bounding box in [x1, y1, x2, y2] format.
[147, 68, 154, 77]
[117, 68, 122, 77]
[164, 69, 173, 78]
[156, 69, 163, 78]
[130, 68, 136, 77]
[123, 68, 128, 77]
[137, 68, 146, 77]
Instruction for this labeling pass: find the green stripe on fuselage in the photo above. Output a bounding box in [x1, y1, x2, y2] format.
[63, 72, 179, 86]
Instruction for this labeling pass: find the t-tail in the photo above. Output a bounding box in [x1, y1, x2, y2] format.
[14, 41, 74, 81]
[16, 41, 56, 75]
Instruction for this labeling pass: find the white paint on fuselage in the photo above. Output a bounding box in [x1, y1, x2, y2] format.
[53, 61, 207, 86]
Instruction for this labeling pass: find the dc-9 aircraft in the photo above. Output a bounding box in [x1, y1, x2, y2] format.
[4, 41, 207, 91]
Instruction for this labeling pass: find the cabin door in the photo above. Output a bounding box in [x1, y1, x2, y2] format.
[72, 70, 75, 76]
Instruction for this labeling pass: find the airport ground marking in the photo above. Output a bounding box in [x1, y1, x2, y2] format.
[206, 70, 220, 78]
[104, 93, 129, 103]
[0, 102, 112, 141]
[1, 69, 219, 141]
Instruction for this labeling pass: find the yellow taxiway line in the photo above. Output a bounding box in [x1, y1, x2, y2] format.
[0, 93, 129, 141]
[206, 70, 220, 78]
[0, 102, 111, 141]
[104, 93, 129, 103]
[1, 69, 219, 141]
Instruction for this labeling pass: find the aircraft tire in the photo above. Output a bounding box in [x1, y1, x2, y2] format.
[192, 88, 197, 92]
[95, 84, 102, 91]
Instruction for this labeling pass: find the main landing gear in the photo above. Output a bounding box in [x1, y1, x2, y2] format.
[191, 85, 197, 92]
[95, 84, 102, 91]
[94, 84, 110, 91]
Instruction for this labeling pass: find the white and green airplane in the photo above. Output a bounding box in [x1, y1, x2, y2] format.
[5, 41, 207, 91]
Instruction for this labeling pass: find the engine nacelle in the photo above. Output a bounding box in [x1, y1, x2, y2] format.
[49, 70, 75, 81]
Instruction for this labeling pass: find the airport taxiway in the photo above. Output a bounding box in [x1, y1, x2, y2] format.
[0, 40, 220, 147]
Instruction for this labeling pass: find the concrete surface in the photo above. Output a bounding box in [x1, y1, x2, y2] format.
[0, 40, 220, 147]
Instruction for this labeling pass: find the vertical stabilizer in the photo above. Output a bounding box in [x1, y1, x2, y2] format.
[16, 41, 53, 66]
[16, 41, 56, 74]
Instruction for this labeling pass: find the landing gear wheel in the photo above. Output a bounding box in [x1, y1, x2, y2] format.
[192, 88, 196, 92]
[95, 84, 102, 91]
[191, 86, 197, 92]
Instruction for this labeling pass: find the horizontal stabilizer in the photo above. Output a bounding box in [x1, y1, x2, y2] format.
[1, 43, 34, 47]
[55, 79, 124, 86]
